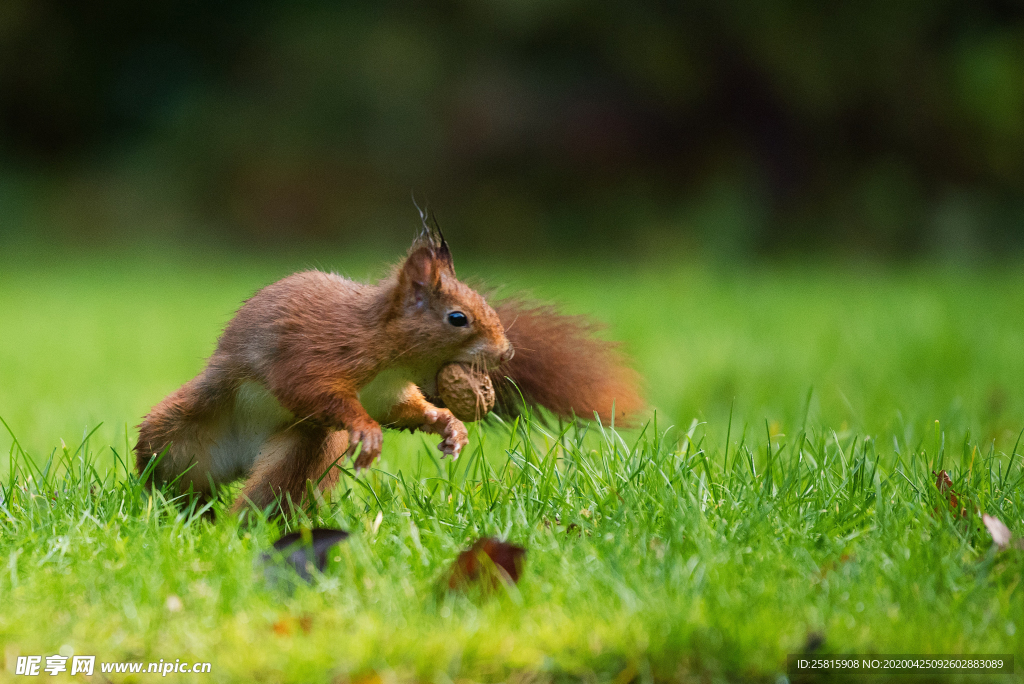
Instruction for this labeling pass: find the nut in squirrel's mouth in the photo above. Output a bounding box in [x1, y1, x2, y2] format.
[435, 362, 496, 422]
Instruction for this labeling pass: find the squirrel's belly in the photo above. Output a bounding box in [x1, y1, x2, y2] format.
[208, 380, 294, 480]
[359, 367, 416, 423]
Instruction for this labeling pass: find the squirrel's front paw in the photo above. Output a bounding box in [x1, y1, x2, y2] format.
[348, 422, 383, 469]
[424, 408, 468, 459]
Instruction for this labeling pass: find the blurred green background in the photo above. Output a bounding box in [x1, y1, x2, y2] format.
[3, 0, 1024, 458]
[5, 254, 1024, 469]
[3, 9, 1024, 675]
[1, 0, 1022, 257]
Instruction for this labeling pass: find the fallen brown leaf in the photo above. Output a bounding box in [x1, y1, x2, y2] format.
[448, 537, 526, 590]
[263, 527, 350, 586]
[933, 470, 967, 517]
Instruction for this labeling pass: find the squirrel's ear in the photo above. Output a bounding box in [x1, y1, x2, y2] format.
[397, 247, 442, 309]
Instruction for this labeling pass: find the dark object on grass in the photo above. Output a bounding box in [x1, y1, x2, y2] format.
[447, 537, 526, 590]
[933, 469, 967, 518]
[263, 527, 349, 584]
[803, 632, 825, 653]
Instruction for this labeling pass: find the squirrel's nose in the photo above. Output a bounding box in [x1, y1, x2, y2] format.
[500, 344, 515, 364]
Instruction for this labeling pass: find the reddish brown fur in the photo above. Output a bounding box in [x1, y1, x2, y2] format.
[136, 227, 510, 515]
[135, 227, 644, 516]
[488, 299, 643, 424]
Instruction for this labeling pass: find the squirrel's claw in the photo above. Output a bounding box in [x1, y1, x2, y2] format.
[349, 424, 383, 469]
[424, 408, 468, 459]
[440, 419, 468, 460]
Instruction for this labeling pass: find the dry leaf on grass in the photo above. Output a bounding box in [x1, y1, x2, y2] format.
[263, 527, 350, 585]
[447, 537, 526, 590]
[933, 470, 968, 517]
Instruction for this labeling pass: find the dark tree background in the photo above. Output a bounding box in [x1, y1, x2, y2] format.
[1, 0, 1022, 257]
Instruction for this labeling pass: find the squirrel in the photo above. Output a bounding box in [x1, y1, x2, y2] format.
[134, 215, 643, 515]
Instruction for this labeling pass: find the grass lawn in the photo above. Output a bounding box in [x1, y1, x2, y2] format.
[0, 250, 1022, 682]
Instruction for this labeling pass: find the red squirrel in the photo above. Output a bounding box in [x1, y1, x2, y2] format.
[135, 218, 642, 514]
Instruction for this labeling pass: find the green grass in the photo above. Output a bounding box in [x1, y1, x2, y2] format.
[0, 252, 1022, 682]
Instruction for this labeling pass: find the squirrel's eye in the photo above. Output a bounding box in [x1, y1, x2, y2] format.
[447, 311, 469, 327]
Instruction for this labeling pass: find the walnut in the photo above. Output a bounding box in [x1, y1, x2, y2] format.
[436, 363, 495, 422]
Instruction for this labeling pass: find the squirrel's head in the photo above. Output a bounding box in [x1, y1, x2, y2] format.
[387, 212, 513, 372]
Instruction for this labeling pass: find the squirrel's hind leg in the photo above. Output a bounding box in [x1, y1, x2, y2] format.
[135, 367, 239, 498]
[135, 382, 221, 500]
[232, 427, 349, 516]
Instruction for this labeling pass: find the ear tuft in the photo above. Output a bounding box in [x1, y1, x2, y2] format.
[410, 200, 454, 274]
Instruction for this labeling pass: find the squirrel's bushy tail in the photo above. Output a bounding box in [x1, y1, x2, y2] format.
[488, 298, 644, 424]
